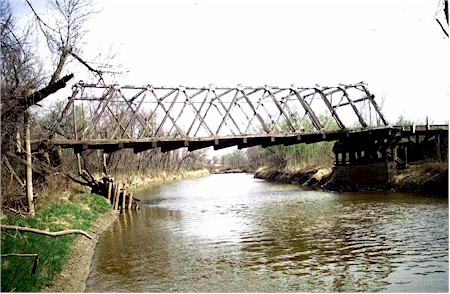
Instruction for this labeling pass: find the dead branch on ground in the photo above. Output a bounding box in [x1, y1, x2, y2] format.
[1, 225, 93, 239]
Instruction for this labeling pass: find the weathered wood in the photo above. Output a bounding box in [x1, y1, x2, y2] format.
[32, 126, 448, 154]
[267, 88, 296, 132]
[292, 89, 323, 130]
[127, 192, 133, 210]
[81, 87, 114, 138]
[339, 87, 367, 128]
[182, 89, 214, 136]
[154, 89, 184, 136]
[118, 89, 155, 138]
[215, 89, 241, 135]
[113, 183, 120, 210]
[1, 225, 92, 239]
[107, 181, 112, 201]
[240, 88, 271, 133]
[111, 183, 116, 205]
[121, 184, 126, 211]
[315, 89, 346, 130]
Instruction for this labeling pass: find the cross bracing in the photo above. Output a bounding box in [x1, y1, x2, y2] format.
[29, 82, 395, 153]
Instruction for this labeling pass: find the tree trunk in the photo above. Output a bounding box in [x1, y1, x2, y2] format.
[25, 113, 35, 216]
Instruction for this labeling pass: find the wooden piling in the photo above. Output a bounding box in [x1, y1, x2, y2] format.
[107, 181, 112, 202]
[127, 192, 133, 210]
[94, 176, 139, 211]
[110, 183, 115, 206]
[113, 184, 120, 211]
[121, 184, 127, 211]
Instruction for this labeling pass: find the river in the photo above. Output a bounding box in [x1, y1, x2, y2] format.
[86, 173, 448, 292]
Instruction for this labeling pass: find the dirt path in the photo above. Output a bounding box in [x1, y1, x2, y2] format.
[43, 210, 119, 292]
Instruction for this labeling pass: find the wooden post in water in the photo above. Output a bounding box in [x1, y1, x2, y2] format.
[114, 184, 120, 211]
[121, 184, 127, 211]
[107, 181, 112, 202]
[127, 192, 133, 210]
[110, 183, 115, 206]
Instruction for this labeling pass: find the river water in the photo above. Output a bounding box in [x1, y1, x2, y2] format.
[86, 173, 448, 292]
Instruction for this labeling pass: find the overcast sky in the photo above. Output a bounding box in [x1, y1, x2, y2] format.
[17, 0, 450, 124]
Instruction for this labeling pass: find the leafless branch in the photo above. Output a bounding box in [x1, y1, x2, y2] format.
[436, 18, 449, 37]
[1, 225, 93, 239]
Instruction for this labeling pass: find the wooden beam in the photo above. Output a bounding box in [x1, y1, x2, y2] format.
[133, 141, 158, 154]
[160, 140, 189, 153]
[187, 140, 215, 151]
[104, 142, 124, 153]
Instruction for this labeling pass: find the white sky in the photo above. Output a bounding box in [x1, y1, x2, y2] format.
[16, 0, 450, 124]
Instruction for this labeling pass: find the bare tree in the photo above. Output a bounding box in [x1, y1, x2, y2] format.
[436, 0, 449, 37]
[1, 0, 101, 215]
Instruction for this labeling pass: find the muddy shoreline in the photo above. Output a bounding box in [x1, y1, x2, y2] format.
[43, 210, 119, 293]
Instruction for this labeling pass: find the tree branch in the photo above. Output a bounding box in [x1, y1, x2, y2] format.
[23, 73, 74, 108]
[68, 50, 104, 78]
[436, 18, 449, 38]
[1, 225, 93, 239]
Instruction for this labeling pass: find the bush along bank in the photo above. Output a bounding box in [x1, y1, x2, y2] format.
[1, 193, 113, 292]
[254, 161, 448, 196]
[254, 166, 333, 188]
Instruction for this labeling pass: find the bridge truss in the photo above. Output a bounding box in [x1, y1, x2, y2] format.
[42, 82, 389, 153]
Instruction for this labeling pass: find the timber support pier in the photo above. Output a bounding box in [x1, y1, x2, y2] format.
[91, 175, 139, 211]
[332, 124, 448, 186]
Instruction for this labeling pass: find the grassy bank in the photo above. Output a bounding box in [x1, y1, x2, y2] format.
[1, 193, 112, 292]
[394, 162, 448, 195]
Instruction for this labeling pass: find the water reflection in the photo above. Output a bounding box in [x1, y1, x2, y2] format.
[86, 174, 448, 292]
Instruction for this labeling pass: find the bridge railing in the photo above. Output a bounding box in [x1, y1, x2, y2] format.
[48, 82, 388, 141]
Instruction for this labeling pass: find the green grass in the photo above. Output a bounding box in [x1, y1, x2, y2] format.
[1, 193, 111, 292]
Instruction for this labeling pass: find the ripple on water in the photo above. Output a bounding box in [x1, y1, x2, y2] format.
[86, 176, 448, 293]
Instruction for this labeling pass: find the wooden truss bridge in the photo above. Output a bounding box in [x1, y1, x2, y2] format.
[23, 81, 447, 208]
[33, 82, 394, 153]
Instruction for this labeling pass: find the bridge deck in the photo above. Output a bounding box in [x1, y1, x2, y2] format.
[32, 125, 447, 154]
[31, 126, 386, 153]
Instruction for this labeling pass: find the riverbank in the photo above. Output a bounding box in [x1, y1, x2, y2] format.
[254, 161, 448, 196]
[39, 169, 209, 292]
[42, 210, 119, 292]
[254, 165, 333, 188]
[114, 169, 210, 191]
